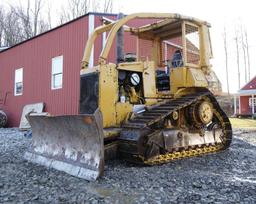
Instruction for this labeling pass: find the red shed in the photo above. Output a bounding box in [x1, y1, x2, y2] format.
[234, 75, 256, 117]
[0, 12, 183, 127]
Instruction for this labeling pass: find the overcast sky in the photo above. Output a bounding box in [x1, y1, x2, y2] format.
[2, 0, 256, 93]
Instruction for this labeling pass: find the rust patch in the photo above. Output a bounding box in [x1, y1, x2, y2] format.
[83, 116, 93, 124]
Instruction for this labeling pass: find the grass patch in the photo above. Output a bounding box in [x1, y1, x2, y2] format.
[229, 118, 256, 128]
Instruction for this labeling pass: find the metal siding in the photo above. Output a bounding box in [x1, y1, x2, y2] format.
[0, 16, 89, 127]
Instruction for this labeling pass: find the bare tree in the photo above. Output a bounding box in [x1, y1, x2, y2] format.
[91, 0, 113, 13]
[12, 0, 33, 39]
[46, 1, 52, 29]
[0, 0, 50, 46]
[0, 7, 4, 46]
[91, 0, 100, 12]
[223, 27, 229, 95]
[244, 29, 251, 80]
[59, 0, 90, 24]
[240, 26, 248, 83]
[234, 31, 241, 90]
[32, 0, 43, 36]
[59, 0, 114, 24]
[103, 0, 113, 13]
[1, 7, 24, 46]
[12, 0, 47, 38]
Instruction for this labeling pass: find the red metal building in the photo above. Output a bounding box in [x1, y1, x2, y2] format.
[234, 75, 256, 117]
[0, 12, 181, 127]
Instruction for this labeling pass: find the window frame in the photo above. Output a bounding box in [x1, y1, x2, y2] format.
[249, 97, 256, 107]
[51, 55, 63, 90]
[14, 68, 23, 96]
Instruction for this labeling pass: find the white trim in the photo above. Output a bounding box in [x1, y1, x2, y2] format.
[164, 43, 168, 72]
[164, 40, 182, 49]
[249, 95, 255, 115]
[102, 16, 115, 24]
[239, 96, 241, 114]
[88, 14, 95, 68]
[102, 31, 107, 50]
[14, 68, 23, 96]
[51, 55, 63, 90]
[251, 95, 255, 114]
[236, 89, 256, 96]
[163, 40, 199, 55]
[102, 16, 130, 29]
[234, 96, 237, 115]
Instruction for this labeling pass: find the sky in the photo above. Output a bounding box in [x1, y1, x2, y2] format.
[1, 0, 256, 93]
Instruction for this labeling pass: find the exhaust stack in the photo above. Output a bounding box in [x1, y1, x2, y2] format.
[116, 13, 124, 63]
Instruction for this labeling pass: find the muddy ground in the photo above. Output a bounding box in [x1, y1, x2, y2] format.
[0, 128, 256, 204]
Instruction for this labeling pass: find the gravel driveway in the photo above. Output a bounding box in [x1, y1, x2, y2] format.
[0, 128, 256, 204]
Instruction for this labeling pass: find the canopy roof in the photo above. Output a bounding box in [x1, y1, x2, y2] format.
[132, 19, 183, 40]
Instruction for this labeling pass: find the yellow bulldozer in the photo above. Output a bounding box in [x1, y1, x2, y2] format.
[24, 13, 232, 181]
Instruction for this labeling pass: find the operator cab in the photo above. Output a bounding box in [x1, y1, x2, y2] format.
[128, 18, 210, 95]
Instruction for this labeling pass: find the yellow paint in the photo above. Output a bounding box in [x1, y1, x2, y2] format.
[143, 61, 157, 98]
[117, 62, 144, 72]
[115, 102, 133, 125]
[79, 12, 218, 131]
[170, 67, 208, 93]
[98, 63, 118, 127]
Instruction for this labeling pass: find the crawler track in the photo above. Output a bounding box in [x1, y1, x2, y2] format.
[119, 90, 232, 165]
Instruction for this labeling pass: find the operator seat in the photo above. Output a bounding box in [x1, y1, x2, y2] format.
[171, 50, 183, 68]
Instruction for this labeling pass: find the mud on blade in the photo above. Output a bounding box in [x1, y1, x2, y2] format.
[24, 110, 104, 181]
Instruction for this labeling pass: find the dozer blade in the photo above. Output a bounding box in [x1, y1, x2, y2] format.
[24, 110, 104, 181]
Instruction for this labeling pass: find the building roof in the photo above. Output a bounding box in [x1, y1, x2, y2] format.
[235, 75, 256, 95]
[236, 89, 256, 96]
[240, 75, 256, 91]
[0, 12, 117, 54]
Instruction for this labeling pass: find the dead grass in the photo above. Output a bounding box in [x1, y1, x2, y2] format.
[229, 118, 256, 128]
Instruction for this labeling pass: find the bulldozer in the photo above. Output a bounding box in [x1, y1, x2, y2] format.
[24, 13, 232, 181]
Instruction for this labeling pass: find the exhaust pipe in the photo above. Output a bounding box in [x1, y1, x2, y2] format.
[116, 13, 124, 63]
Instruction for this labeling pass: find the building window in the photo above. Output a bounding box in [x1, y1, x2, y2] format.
[249, 97, 256, 107]
[51, 56, 63, 89]
[14, 68, 23, 96]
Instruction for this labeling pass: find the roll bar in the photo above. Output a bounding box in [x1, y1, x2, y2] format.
[81, 13, 210, 69]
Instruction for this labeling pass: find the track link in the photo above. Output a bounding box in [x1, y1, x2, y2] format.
[119, 90, 232, 165]
[123, 92, 207, 129]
